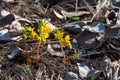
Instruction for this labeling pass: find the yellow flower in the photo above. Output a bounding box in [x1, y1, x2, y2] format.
[54, 30, 64, 39]
[67, 41, 72, 49]
[22, 21, 51, 44]
[41, 38, 46, 44]
[40, 33, 49, 44]
[41, 25, 50, 33]
[64, 35, 70, 41]
[26, 26, 34, 32]
[64, 35, 72, 48]
[36, 36, 41, 41]
[38, 24, 50, 44]
[30, 31, 38, 40]
[44, 33, 49, 39]
[59, 35, 72, 49]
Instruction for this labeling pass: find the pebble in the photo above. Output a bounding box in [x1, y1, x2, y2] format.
[64, 72, 79, 80]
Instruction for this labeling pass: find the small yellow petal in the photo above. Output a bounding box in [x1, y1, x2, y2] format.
[44, 33, 49, 39]
[37, 36, 41, 41]
[67, 42, 72, 49]
[41, 37, 47, 44]
[26, 27, 34, 31]
[64, 35, 70, 41]
[30, 31, 38, 40]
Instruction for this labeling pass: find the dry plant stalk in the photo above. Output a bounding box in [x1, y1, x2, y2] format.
[60, 43, 67, 63]
[23, 37, 31, 64]
[36, 41, 41, 63]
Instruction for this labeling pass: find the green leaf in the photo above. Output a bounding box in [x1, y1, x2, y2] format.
[70, 16, 80, 21]
[60, 26, 64, 32]
[73, 53, 79, 59]
[22, 28, 27, 34]
[38, 20, 43, 28]
[21, 23, 28, 33]
[22, 23, 27, 28]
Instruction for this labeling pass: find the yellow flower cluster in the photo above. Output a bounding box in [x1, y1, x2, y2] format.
[54, 30, 72, 49]
[23, 26, 38, 40]
[54, 30, 64, 39]
[22, 20, 72, 63]
[22, 22, 51, 44]
[27, 27, 38, 40]
[60, 35, 72, 49]
[39, 24, 51, 44]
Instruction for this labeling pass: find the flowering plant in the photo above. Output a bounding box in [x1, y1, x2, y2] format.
[22, 20, 72, 64]
[54, 28, 72, 63]
[22, 20, 51, 63]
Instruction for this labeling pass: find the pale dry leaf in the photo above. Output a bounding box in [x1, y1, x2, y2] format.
[61, 10, 90, 18]
[77, 62, 91, 78]
[0, 10, 10, 18]
[3, 0, 14, 3]
[47, 44, 63, 57]
[53, 10, 64, 19]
